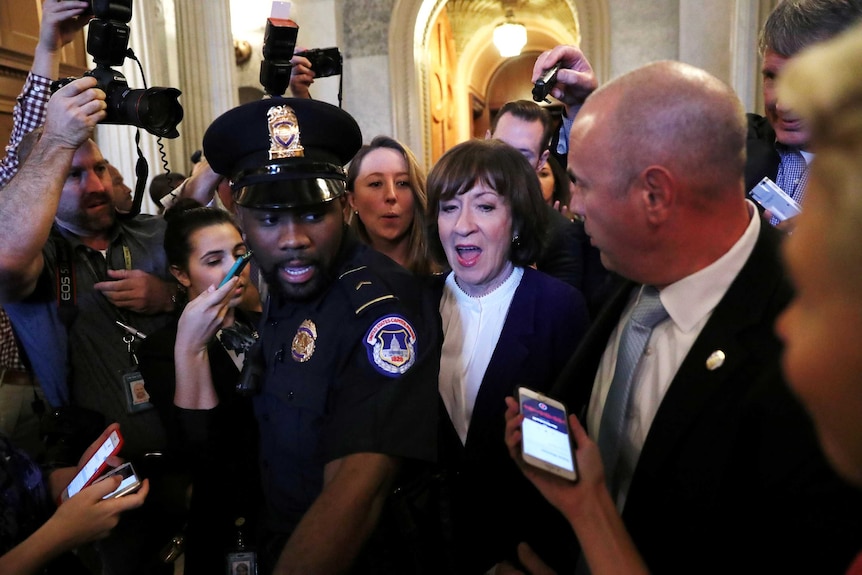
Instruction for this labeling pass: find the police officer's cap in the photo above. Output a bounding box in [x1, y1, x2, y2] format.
[203, 98, 362, 209]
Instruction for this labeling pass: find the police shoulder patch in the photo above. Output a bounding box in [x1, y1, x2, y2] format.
[364, 314, 418, 377]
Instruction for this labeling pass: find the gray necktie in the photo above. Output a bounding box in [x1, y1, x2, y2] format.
[597, 285, 668, 495]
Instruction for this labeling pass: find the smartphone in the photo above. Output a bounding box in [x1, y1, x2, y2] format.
[518, 387, 578, 482]
[749, 176, 802, 222]
[61, 429, 123, 502]
[96, 462, 142, 499]
[218, 251, 253, 288]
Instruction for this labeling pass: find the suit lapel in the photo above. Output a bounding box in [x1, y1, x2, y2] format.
[551, 277, 635, 425]
[464, 272, 535, 450]
[633, 224, 788, 481]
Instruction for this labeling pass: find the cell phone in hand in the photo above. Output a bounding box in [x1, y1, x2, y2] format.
[96, 462, 142, 499]
[218, 251, 253, 288]
[61, 429, 123, 502]
[518, 387, 578, 482]
[749, 176, 802, 222]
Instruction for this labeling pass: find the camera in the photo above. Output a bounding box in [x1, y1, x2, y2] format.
[52, 0, 183, 138]
[260, 11, 299, 97]
[295, 48, 343, 78]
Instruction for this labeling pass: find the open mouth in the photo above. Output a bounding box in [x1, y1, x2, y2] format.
[281, 263, 314, 284]
[455, 245, 481, 266]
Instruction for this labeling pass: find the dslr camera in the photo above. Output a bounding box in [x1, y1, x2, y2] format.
[295, 48, 343, 78]
[52, 0, 183, 138]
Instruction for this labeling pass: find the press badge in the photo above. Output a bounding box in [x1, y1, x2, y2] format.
[120, 367, 154, 413]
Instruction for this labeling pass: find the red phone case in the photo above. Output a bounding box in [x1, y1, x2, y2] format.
[60, 429, 124, 503]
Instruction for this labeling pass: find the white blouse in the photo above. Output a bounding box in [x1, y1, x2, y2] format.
[438, 267, 524, 444]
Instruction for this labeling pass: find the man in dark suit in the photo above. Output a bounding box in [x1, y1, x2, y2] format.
[505, 54, 862, 574]
[746, 0, 862, 228]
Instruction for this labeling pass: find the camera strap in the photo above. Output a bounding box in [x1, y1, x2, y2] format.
[52, 227, 138, 337]
[116, 129, 150, 220]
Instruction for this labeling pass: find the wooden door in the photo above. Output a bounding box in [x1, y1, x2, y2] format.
[428, 8, 457, 165]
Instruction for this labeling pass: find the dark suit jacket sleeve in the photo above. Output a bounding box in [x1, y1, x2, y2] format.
[136, 322, 241, 460]
[535, 206, 584, 290]
[745, 112, 780, 197]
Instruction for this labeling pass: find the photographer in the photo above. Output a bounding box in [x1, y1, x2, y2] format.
[0, 73, 178, 575]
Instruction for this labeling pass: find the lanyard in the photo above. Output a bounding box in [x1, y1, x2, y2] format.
[53, 231, 144, 363]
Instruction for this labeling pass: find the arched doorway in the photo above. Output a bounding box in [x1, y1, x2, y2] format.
[389, 0, 609, 169]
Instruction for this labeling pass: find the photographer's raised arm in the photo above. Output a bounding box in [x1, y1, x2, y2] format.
[0, 77, 105, 303]
[33, 0, 90, 80]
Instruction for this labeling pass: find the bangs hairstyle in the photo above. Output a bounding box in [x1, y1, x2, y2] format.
[426, 138, 548, 268]
[346, 135, 435, 275]
[163, 198, 243, 270]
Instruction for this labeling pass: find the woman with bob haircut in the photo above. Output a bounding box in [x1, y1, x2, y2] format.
[426, 138, 589, 573]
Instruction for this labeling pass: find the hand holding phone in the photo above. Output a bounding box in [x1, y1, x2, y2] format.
[61, 429, 123, 502]
[518, 387, 578, 482]
[749, 176, 802, 222]
[218, 251, 253, 288]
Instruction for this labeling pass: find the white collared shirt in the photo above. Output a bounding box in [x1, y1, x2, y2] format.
[588, 202, 761, 510]
[439, 267, 524, 445]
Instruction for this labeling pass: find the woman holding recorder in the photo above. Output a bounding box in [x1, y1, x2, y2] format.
[136, 199, 262, 574]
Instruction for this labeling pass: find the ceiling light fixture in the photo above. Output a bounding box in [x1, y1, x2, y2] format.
[493, 9, 527, 58]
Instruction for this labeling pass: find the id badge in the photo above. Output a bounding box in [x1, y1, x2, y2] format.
[226, 551, 258, 575]
[120, 367, 154, 413]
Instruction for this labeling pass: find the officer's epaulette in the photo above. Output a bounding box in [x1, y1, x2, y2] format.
[338, 265, 398, 315]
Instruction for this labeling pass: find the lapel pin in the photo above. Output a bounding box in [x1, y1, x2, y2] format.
[706, 350, 726, 371]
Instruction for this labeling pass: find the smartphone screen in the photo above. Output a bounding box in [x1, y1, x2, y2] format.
[62, 429, 123, 501]
[519, 388, 577, 481]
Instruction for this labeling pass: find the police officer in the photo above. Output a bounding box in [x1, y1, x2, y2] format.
[203, 99, 440, 574]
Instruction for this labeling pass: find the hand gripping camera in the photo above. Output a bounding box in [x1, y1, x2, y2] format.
[52, 0, 183, 138]
[295, 48, 343, 78]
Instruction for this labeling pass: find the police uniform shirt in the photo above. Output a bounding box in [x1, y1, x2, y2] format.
[254, 234, 440, 535]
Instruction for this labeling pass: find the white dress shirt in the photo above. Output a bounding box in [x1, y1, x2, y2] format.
[587, 202, 761, 510]
[439, 267, 524, 445]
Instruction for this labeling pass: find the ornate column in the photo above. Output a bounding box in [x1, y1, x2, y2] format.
[173, 0, 238, 164]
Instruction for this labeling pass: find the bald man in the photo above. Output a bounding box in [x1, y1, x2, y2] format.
[506, 58, 862, 574]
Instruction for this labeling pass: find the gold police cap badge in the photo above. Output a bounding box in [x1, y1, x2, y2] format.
[292, 319, 317, 362]
[268, 104, 305, 160]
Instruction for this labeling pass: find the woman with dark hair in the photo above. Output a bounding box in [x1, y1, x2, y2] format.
[346, 135, 438, 274]
[538, 155, 572, 211]
[426, 139, 589, 573]
[136, 199, 262, 574]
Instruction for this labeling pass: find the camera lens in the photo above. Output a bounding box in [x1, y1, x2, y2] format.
[111, 87, 184, 139]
